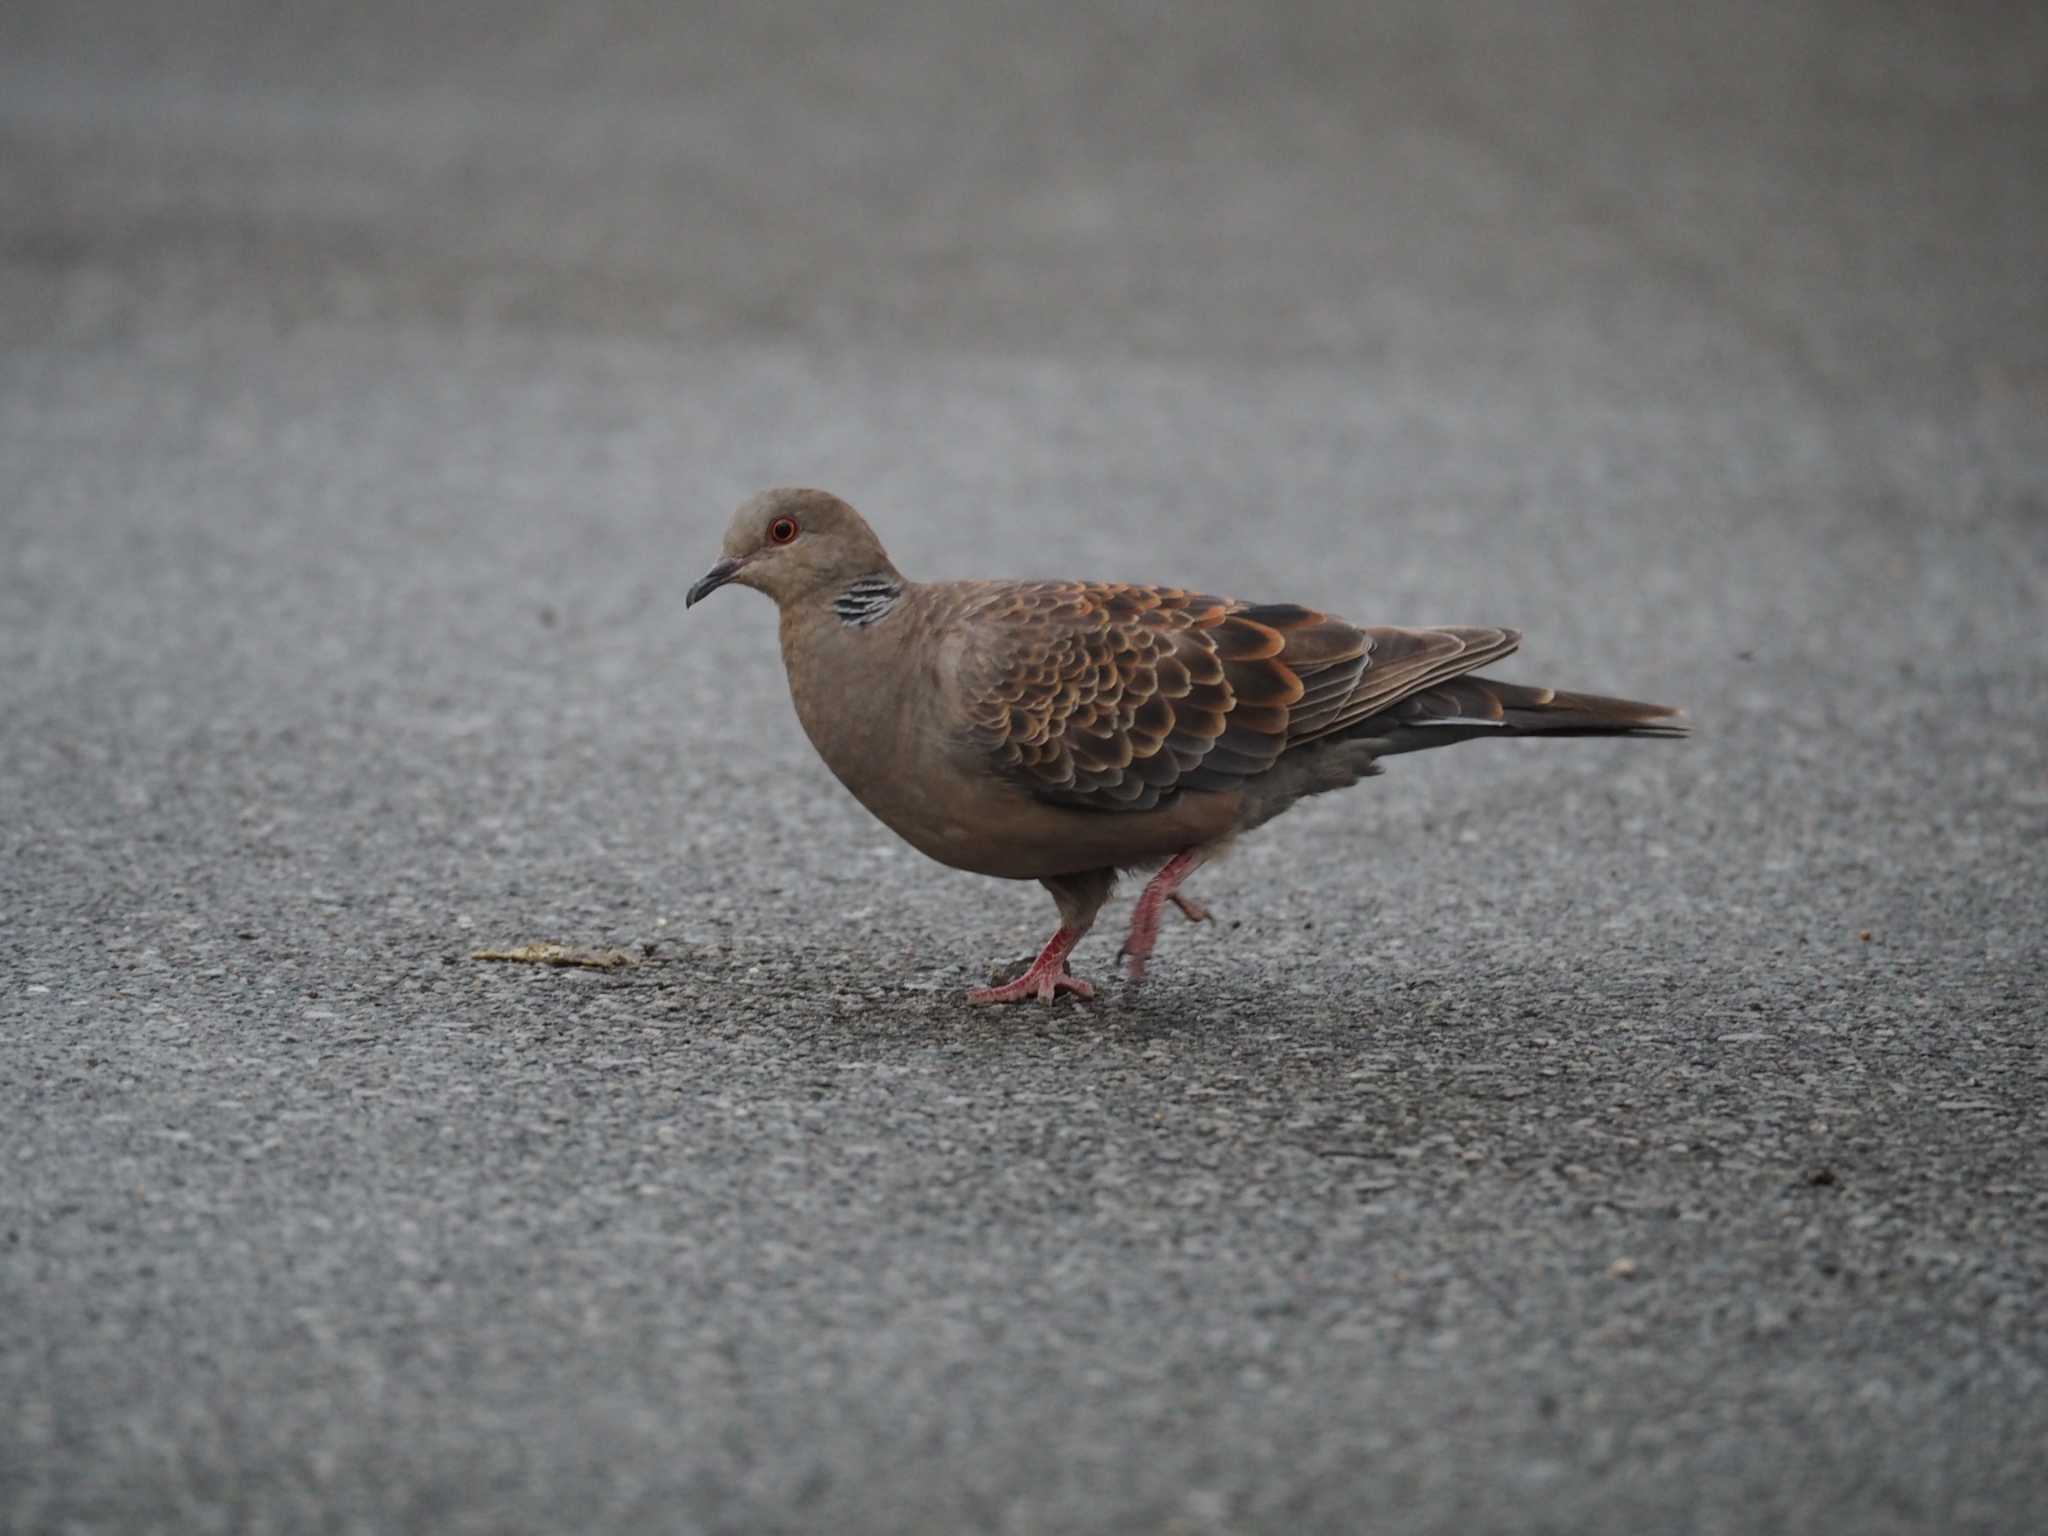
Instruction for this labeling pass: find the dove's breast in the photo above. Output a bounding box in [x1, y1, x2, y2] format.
[776, 593, 1238, 881]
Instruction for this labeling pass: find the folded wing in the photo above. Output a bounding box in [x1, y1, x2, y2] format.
[954, 580, 1521, 811]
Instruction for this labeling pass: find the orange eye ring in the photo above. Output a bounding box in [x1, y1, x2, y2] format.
[768, 516, 799, 545]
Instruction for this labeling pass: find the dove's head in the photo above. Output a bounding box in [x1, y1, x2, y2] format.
[687, 487, 899, 610]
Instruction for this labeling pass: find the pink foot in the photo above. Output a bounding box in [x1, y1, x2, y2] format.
[965, 924, 1097, 1005]
[1118, 849, 1205, 985]
[964, 967, 1097, 1005]
[1169, 893, 1211, 924]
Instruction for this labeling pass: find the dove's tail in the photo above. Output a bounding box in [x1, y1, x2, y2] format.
[1361, 675, 1688, 753]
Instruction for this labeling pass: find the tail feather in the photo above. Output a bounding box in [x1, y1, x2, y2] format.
[1358, 673, 1688, 752]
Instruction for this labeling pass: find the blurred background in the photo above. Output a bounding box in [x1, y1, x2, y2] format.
[10, 1, 2040, 548]
[5, 2, 2045, 1532]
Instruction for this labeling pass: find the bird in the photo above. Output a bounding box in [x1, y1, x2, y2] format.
[687, 487, 1686, 1004]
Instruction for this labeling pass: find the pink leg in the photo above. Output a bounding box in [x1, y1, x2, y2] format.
[965, 924, 1098, 1005]
[1119, 849, 1206, 985]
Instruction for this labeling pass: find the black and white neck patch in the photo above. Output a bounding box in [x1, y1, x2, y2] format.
[832, 575, 903, 628]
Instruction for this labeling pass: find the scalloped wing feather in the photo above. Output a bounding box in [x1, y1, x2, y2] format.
[954, 582, 1523, 814]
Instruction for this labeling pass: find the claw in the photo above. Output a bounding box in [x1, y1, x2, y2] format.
[967, 968, 1096, 1005]
[965, 923, 1096, 1005]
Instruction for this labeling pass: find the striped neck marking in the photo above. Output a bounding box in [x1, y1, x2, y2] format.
[833, 574, 902, 628]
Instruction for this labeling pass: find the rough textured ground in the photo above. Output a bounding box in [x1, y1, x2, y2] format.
[4, 2, 2045, 1532]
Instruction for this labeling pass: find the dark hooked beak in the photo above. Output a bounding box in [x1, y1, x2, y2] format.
[685, 556, 745, 608]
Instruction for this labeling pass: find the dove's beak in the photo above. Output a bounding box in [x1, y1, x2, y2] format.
[686, 556, 745, 608]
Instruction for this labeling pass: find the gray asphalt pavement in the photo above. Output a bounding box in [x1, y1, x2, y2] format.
[4, 2, 2045, 1531]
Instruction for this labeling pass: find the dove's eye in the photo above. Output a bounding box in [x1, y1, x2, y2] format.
[768, 517, 800, 545]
